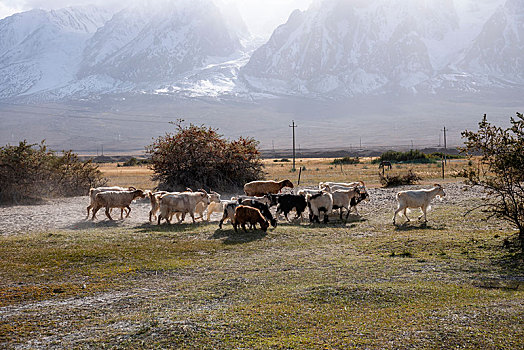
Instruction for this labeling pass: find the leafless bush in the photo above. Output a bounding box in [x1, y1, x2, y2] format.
[0, 141, 106, 204]
[146, 121, 264, 192]
[462, 113, 524, 245]
[379, 170, 421, 188]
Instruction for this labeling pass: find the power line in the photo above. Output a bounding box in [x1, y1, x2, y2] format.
[442, 126, 448, 165]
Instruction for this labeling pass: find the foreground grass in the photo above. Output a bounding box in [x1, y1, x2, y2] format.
[1, 203, 523, 349]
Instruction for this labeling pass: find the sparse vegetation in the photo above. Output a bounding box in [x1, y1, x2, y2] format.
[430, 152, 465, 160]
[146, 120, 264, 191]
[1, 157, 522, 348]
[118, 157, 150, 167]
[379, 169, 422, 187]
[373, 150, 436, 164]
[332, 156, 360, 165]
[462, 113, 524, 246]
[0, 140, 105, 204]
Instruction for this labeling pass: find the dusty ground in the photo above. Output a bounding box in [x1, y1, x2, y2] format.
[0, 182, 485, 236]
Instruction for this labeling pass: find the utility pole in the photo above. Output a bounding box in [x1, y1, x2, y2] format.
[272, 140, 275, 158]
[289, 120, 298, 171]
[442, 126, 448, 165]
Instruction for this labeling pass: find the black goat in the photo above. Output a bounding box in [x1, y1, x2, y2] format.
[267, 194, 308, 222]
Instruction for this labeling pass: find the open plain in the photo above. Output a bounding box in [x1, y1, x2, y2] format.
[1, 159, 523, 349]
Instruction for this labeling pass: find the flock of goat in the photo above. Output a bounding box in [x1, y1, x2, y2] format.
[86, 179, 446, 231]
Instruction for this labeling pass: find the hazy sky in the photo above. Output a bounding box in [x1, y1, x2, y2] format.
[0, 0, 313, 37]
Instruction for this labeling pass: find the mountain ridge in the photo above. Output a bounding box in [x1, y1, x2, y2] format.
[0, 0, 522, 103]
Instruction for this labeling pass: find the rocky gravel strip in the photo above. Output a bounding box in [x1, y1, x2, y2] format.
[0, 182, 485, 236]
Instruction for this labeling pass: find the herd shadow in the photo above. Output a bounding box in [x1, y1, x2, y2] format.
[210, 227, 267, 245]
[64, 219, 121, 230]
[135, 221, 210, 234]
[394, 221, 446, 231]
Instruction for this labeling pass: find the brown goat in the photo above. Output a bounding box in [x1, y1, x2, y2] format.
[233, 205, 269, 233]
[243, 179, 294, 196]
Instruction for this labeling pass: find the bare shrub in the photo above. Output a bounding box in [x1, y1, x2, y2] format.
[379, 170, 421, 187]
[462, 113, 524, 245]
[146, 121, 264, 192]
[0, 141, 106, 204]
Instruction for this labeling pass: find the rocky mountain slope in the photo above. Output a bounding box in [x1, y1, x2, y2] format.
[0, 0, 522, 104]
[0, 0, 248, 101]
[0, 6, 111, 99]
[241, 0, 521, 97]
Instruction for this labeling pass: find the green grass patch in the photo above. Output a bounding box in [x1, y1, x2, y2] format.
[372, 149, 437, 164]
[0, 201, 523, 348]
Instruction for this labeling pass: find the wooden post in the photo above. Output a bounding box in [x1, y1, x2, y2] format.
[297, 166, 302, 187]
[442, 156, 445, 179]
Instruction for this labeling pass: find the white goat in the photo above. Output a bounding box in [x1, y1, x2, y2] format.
[320, 181, 366, 192]
[236, 195, 271, 206]
[158, 190, 210, 224]
[147, 191, 170, 222]
[206, 199, 235, 222]
[306, 191, 333, 224]
[319, 181, 361, 190]
[297, 188, 322, 196]
[86, 186, 136, 219]
[332, 186, 369, 220]
[393, 184, 446, 225]
[194, 191, 221, 221]
[91, 189, 146, 220]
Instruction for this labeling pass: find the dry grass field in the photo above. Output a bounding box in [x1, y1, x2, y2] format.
[263, 157, 470, 188]
[1, 158, 523, 349]
[99, 157, 472, 191]
[97, 163, 157, 190]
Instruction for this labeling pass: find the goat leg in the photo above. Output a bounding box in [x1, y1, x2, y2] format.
[105, 207, 113, 221]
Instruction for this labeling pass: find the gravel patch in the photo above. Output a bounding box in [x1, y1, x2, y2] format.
[0, 182, 485, 236]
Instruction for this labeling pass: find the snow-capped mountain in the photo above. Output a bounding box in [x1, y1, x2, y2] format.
[458, 0, 524, 83]
[0, 0, 249, 101]
[241, 0, 518, 97]
[79, 0, 244, 83]
[0, 6, 111, 99]
[0, 0, 522, 102]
